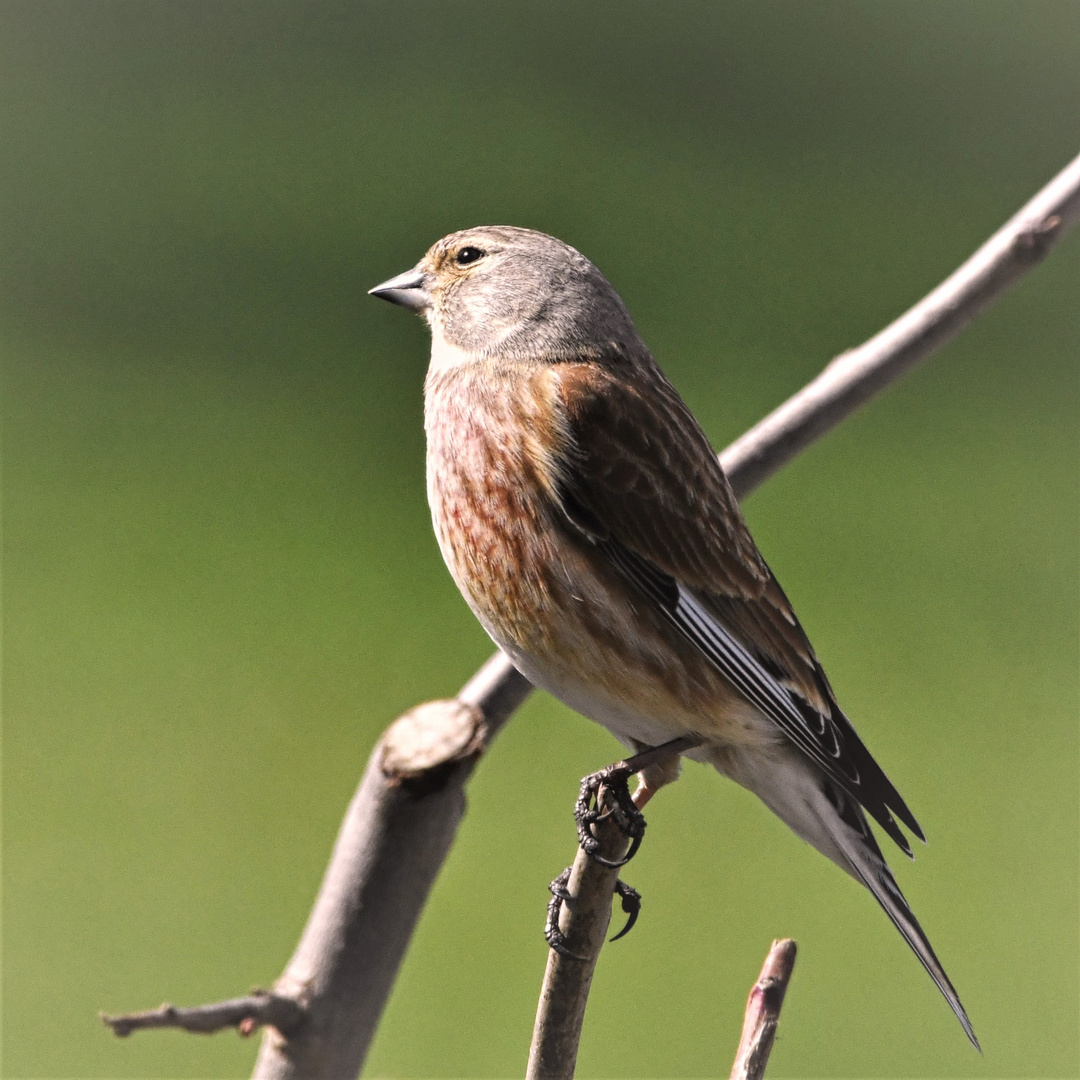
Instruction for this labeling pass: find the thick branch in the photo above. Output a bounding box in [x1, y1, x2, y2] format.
[249, 654, 532, 1079]
[729, 939, 798, 1080]
[103, 652, 531, 1076]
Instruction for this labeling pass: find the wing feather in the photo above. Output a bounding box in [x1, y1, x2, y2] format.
[554, 361, 923, 850]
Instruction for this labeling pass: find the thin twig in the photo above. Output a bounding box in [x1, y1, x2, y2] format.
[526, 738, 701, 1080]
[101, 992, 304, 1039]
[729, 939, 798, 1080]
[720, 151, 1080, 498]
[100, 152, 1080, 1080]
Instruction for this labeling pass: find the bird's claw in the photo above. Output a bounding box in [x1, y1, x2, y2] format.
[543, 867, 643, 956]
[609, 879, 641, 941]
[548, 866, 573, 902]
[575, 764, 646, 867]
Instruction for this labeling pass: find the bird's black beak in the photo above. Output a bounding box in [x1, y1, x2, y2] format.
[368, 267, 432, 311]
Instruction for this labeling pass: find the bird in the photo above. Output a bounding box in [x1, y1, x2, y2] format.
[369, 225, 978, 1049]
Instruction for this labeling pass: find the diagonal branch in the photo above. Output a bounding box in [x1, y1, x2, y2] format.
[720, 150, 1080, 498]
[251, 654, 532, 1079]
[99, 151, 1080, 1080]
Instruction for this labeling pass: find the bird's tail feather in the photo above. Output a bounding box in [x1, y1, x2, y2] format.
[721, 749, 980, 1051]
[828, 787, 981, 1051]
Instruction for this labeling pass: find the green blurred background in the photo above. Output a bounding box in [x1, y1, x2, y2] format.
[2, 2, 1078, 1077]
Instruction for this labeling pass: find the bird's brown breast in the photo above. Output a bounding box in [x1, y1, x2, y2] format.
[425, 361, 574, 654]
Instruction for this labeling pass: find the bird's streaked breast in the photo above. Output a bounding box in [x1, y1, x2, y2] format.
[423, 360, 772, 750]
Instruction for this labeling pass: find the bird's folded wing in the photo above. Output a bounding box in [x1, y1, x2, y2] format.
[552, 361, 923, 851]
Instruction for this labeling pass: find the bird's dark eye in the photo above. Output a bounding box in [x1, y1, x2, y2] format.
[455, 246, 485, 266]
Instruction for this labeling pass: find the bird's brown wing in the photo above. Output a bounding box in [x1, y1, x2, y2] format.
[552, 361, 923, 851]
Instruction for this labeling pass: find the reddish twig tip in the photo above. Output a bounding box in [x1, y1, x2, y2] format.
[729, 939, 798, 1080]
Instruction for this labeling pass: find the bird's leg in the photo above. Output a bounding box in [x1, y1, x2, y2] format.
[575, 734, 703, 867]
[632, 745, 686, 809]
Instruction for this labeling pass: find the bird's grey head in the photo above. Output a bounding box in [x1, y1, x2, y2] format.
[369, 226, 643, 363]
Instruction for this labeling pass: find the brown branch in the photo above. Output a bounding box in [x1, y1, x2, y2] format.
[729, 939, 798, 1080]
[101, 991, 304, 1039]
[102, 652, 532, 1075]
[101, 151, 1080, 1080]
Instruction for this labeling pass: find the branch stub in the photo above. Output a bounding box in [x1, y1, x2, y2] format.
[379, 699, 484, 784]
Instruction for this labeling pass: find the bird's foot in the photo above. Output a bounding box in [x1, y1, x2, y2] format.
[543, 867, 642, 957]
[544, 867, 584, 959]
[575, 763, 646, 867]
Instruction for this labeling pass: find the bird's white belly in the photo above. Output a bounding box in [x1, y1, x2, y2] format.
[495, 635, 690, 753]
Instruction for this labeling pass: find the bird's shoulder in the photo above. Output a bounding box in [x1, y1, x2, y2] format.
[550, 360, 769, 597]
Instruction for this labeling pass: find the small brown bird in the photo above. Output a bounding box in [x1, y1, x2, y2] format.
[370, 225, 977, 1048]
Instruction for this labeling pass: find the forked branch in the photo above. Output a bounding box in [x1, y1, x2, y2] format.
[99, 151, 1080, 1080]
